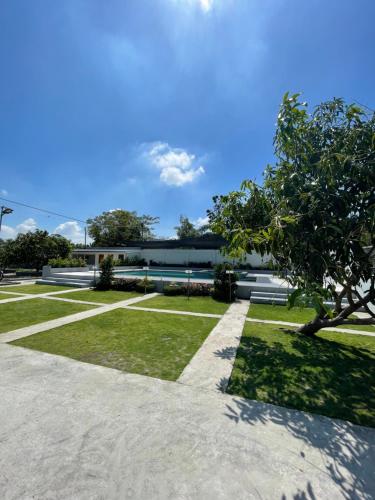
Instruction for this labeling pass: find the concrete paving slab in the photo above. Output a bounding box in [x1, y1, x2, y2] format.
[0, 343, 374, 500]
[178, 300, 249, 391]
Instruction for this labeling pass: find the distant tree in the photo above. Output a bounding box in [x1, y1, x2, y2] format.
[175, 216, 200, 239]
[209, 93, 375, 335]
[87, 210, 159, 246]
[0, 230, 72, 270]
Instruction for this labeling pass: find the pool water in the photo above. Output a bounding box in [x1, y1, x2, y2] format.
[116, 269, 215, 280]
[115, 269, 256, 281]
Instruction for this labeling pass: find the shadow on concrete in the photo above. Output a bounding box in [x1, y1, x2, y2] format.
[224, 397, 375, 499]
[214, 346, 238, 360]
[222, 330, 375, 499]
[281, 481, 317, 499]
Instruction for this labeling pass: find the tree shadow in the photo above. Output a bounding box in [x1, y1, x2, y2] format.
[214, 346, 238, 360]
[224, 330, 375, 499]
[281, 481, 317, 500]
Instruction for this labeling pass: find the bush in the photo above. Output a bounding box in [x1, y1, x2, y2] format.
[181, 282, 213, 296]
[111, 278, 140, 291]
[95, 256, 114, 290]
[48, 257, 87, 268]
[212, 263, 238, 302]
[163, 282, 184, 296]
[135, 278, 156, 294]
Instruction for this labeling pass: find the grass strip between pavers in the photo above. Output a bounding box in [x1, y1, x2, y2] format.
[11, 308, 218, 381]
[248, 303, 375, 333]
[0, 298, 97, 333]
[0, 284, 76, 294]
[52, 289, 142, 304]
[131, 295, 230, 315]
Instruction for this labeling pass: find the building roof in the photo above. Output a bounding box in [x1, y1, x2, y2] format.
[73, 236, 227, 252]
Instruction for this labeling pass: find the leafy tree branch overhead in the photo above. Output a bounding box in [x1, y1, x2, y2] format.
[208, 93, 375, 335]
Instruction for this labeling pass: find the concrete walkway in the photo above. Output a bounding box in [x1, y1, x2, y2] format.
[0, 343, 374, 500]
[246, 317, 375, 337]
[178, 300, 249, 392]
[0, 293, 159, 343]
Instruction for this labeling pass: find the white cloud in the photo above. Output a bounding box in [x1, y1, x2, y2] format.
[0, 218, 37, 240]
[194, 216, 209, 228]
[143, 142, 205, 187]
[54, 221, 87, 244]
[175, 0, 215, 12]
[0, 189, 8, 196]
[199, 0, 214, 12]
[16, 218, 38, 234]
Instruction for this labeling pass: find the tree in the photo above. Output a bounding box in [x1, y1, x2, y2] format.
[95, 256, 114, 290]
[87, 210, 159, 246]
[0, 230, 72, 270]
[175, 216, 200, 239]
[212, 263, 238, 302]
[174, 215, 212, 239]
[208, 93, 375, 335]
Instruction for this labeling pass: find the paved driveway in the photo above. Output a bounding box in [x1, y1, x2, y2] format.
[0, 343, 374, 500]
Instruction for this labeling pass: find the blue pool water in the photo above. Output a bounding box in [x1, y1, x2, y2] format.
[115, 269, 255, 281]
[115, 269, 215, 280]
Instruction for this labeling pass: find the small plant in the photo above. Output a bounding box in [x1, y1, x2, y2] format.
[95, 256, 114, 290]
[212, 263, 238, 302]
[111, 278, 140, 291]
[181, 282, 212, 296]
[163, 283, 184, 296]
[135, 278, 156, 294]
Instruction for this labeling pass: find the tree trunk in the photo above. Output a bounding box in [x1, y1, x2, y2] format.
[297, 321, 321, 336]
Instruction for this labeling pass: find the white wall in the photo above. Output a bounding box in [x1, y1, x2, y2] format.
[140, 248, 270, 267]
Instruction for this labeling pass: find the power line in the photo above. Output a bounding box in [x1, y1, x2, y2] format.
[0, 196, 87, 224]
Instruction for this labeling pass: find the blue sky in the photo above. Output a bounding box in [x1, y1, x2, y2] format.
[0, 0, 374, 241]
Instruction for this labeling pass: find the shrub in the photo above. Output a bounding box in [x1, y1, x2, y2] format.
[181, 282, 213, 296]
[48, 257, 86, 268]
[95, 256, 114, 290]
[163, 283, 184, 296]
[135, 278, 156, 294]
[111, 278, 140, 291]
[125, 255, 147, 266]
[212, 263, 238, 302]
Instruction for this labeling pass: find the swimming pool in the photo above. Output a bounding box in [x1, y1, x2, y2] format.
[115, 269, 215, 280]
[115, 269, 255, 281]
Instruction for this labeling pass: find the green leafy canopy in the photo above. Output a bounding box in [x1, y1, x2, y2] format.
[208, 93, 375, 334]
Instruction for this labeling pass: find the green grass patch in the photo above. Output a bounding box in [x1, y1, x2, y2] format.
[248, 303, 375, 332]
[0, 284, 76, 294]
[53, 289, 142, 304]
[132, 295, 229, 315]
[0, 292, 23, 300]
[0, 299, 96, 333]
[248, 303, 316, 323]
[228, 322, 375, 427]
[11, 309, 217, 381]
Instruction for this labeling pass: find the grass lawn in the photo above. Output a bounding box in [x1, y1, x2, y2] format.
[248, 303, 375, 332]
[53, 289, 142, 304]
[131, 295, 229, 315]
[0, 284, 76, 294]
[0, 292, 23, 300]
[11, 309, 218, 381]
[227, 322, 375, 427]
[0, 299, 97, 333]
